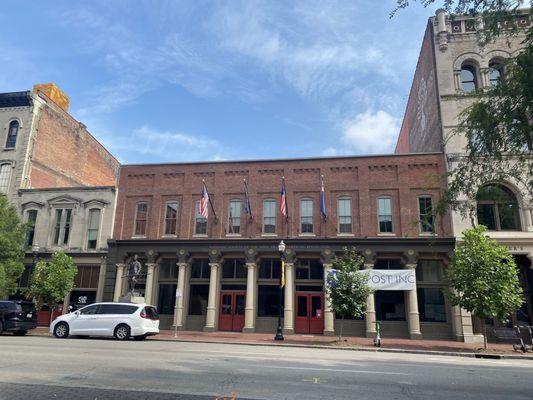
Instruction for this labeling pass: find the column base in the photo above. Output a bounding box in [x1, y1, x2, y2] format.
[171, 325, 185, 331]
[323, 329, 335, 336]
[203, 326, 216, 332]
[366, 331, 377, 339]
[409, 332, 423, 340]
[283, 328, 294, 335]
[242, 327, 255, 333]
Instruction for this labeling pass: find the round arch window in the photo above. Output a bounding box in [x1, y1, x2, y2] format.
[461, 65, 477, 93]
[476, 184, 521, 231]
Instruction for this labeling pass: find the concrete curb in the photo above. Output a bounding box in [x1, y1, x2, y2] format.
[28, 330, 533, 361]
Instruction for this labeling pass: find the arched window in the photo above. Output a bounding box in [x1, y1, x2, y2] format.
[5, 120, 19, 148]
[461, 64, 478, 93]
[488, 61, 503, 86]
[0, 163, 12, 193]
[476, 184, 520, 231]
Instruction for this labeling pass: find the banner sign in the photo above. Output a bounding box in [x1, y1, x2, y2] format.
[362, 269, 416, 291]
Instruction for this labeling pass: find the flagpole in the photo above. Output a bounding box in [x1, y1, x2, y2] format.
[202, 179, 218, 221]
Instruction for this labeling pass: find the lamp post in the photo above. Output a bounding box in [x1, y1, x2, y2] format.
[275, 240, 286, 341]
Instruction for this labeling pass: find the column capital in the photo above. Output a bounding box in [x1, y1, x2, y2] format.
[116, 263, 125, 269]
[245, 247, 259, 264]
[320, 248, 335, 265]
[208, 248, 222, 264]
[245, 262, 257, 269]
[405, 263, 417, 270]
[362, 248, 376, 265]
[322, 263, 333, 269]
[402, 249, 418, 266]
[176, 249, 190, 264]
[176, 262, 189, 270]
[145, 262, 157, 269]
[208, 262, 220, 269]
[363, 263, 374, 270]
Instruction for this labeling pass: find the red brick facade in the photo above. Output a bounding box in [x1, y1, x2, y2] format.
[114, 153, 451, 241]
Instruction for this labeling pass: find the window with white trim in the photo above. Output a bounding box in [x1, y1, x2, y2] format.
[87, 208, 101, 249]
[228, 199, 241, 234]
[337, 197, 352, 234]
[53, 208, 73, 245]
[0, 163, 11, 194]
[195, 201, 207, 235]
[25, 209, 38, 247]
[418, 196, 435, 233]
[5, 120, 18, 148]
[134, 202, 148, 236]
[300, 198, 313, 234]
[164, 201, 178, 235]
[377, 197, 393, 233]
[263, 199, 276, 234]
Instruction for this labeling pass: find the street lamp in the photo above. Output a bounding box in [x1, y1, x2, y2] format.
[275, 240, 286, 341]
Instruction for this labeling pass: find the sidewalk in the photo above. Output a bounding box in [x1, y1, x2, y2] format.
[30, 327, 533, 359]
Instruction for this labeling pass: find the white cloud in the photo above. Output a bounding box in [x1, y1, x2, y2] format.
[340, 110, 400, 155]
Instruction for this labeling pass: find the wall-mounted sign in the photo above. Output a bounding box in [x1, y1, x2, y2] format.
[362, 269, 416, 291]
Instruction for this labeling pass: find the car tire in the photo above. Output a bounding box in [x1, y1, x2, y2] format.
[133, 334, 147, 341]
[114, 324, 131, 341]
[13, 330, 27, 336]
[53, 322, 69, 339]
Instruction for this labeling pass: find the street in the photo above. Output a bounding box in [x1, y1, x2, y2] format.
[0, 336, 532, 399]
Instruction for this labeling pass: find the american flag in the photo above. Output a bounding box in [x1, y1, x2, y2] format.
[280, 178, 287, 218]
[199, 183, 209, 218]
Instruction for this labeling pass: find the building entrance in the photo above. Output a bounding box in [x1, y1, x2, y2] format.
[295, 292, 324, 334]
[219, 291, 245, 331]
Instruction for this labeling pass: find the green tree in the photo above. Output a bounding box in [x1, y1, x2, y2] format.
[447, 226, 523, 348]
[28, 251, 77, 312]
[0, 194, 27, 298]
[327, 248, 374, 340]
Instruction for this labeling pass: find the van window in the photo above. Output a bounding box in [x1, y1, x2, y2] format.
[98, 304, 138, 315]
[79, 304, 99, 315]
[143, 306, 159, 319]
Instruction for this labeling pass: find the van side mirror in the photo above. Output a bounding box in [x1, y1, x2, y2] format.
[75, 310, 80, 317]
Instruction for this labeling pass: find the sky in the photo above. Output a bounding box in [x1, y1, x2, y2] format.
[0, 1, 438, 164]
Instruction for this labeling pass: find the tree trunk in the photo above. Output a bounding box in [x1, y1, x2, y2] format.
[339, 315, 344, 341]
[482, 318, 488, 350]
[49, 305, 55, 326]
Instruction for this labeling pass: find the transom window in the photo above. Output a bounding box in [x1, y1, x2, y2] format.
[53, 208, 72, 245]
[195, 201, 207, 235]
[300, 198, 313, 234]
[228, 200, 242, 234]
[263, 199, 276, 234]
[476, 184, 520, 231]
[461, 64, 477, 93]
[5, 120, 19, 148]
[489, 62, 503, 86]
[134, 202, 148, 236]
[418, 196, 435, 233]
[86, 208, 101, 249]
[222, 259, 246, 279]
[164, 201, 178, 235]
[0, 163, 12, 194]
[191, 259, 211, 279]
[295, 259, 322, 280]
[25, 209, 38, 247]
[377, 197, 393, 233]
[338, 197, 352, 234]
[259, 258, 281, 280]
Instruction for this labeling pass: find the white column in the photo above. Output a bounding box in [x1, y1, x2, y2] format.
[96, 256, 107, 302]
[323, 263, 334, 336]
[173, 262, 188, 329]
[405, 263, 422, 339]
[243, 262, 257, 333]
[113, 263, 125, 302]
[283, 262, 295, 334]
[204, 262, 220, 332]
[144, 263, 156, 305]
[524, 208, 533, 232]
[364, 263, 377, 338]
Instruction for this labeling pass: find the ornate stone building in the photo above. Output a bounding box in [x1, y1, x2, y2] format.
[396, 9, 533, 341]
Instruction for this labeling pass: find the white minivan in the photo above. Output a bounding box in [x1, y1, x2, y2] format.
[50, 302, 159, 340]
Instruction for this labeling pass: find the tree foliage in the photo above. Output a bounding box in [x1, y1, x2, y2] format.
[0, 194, 27, 298]
[447, 226, 523, 347]
[327, 248, 374, 340]
[28, 251, 77, 310]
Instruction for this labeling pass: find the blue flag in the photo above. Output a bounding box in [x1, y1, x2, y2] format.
[320, 175, 326, 221]
[244, 179, 252, 218]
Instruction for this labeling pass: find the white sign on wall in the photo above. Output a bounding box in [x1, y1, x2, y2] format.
[361, 269, 416, 291]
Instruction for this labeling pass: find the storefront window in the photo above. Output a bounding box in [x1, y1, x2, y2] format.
[375, 291, 406, 321]
[158, 283, 177, 315]
[258, 285, 283, 317]
[222, 259, 246, 279]
[417, 288, 446, 322]
[189, 284, 209, 315]
[296, 259, 322, 280]
[191, 259, 210, 279]
[259, 258, 281, 280]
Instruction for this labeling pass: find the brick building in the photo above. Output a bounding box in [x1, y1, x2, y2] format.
[104, 153, 458, 340]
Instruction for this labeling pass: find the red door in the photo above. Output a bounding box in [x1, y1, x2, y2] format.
[295, 293, 324, 334]
[219, 291, 246, 332]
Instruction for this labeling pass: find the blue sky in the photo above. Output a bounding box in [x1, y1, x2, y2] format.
[0, 1, 437, 164]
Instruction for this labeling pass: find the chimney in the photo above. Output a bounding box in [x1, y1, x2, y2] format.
[33, 83, 69, 112]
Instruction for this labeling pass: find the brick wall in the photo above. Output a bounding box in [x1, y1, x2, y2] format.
[30, 101, 119, 188]
[114, 153, 451, 240]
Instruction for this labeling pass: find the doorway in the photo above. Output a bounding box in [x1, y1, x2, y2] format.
[295, 292, 324, 334]
[219, 291, 246, 331]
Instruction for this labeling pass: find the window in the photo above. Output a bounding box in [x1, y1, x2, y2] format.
[375, 291, 405, 321]
[134, 203, 148, 236]
[418, 288, 446, 322]
[191, 259, 210, 279]
[489, 62, 503, 86]
[5, 120, 18, 148]
[0, 163, 12, 194]
[416, 260, 445, 283]
[377, 197, 393, 233]
[159, 259, 178, 280]
[52, 208, 73, 245]
[300, 198, 313, 234]
[164, 201, 178, 235]
[461, 65, 477, 93]
[418, 196, 435, 233]
[189, 284, 209, 315]
[222, 259, 246, 279]
[295, 259, 322, 280]
[228, 200, 241, 234]
[476, 184, 520, 231]
[338, 197, 352, 234]
[263, 199, 276, 234]
[97, 304, 138, 314]
[157, 283, 177, 315]
[259, 258, 281, 280]
[86, 208, 101, 249]
[374, 259, 402, 270]
[74, 265, 100, 288]
[79, 304, 99, 315]
[258, 285, 283, 317]
[25, 210, 38, 247]
[195, 201, 207, 235]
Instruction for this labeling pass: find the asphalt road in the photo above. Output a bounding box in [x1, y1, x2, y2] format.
[0, 335, 532, 400]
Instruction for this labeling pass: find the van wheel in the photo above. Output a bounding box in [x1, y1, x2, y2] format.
[13, 330, 27, 336]
[114, 324, 131, 340]
[134, 334, 147, 341]
[54, 322, 69, 339]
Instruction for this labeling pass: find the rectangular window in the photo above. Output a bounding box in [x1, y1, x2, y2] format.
[417, 288, 446, 322]
[87, 208, 101, 249]
[74, 266, 100, 289]
[418, 196, 435, 233]
[63, 209, 72, 244]
[159, 259, 178, 280]
[295, 259, 322, 280]
[191, 259, 210, 279]
[300, 198, 313, 234]
[195, 201, 207, 235]
[337, 197, 352, 234]
[158, 283, 177, 315]
[258, 285, 283, 317]
[222, 259, 246, 279]
[25, 210, 38, 247]
[134, 203, 148, 236]
[53, 209, 62, 244]
[0, 163, 12, 194]
[416, 260, 445, 283]
[228, 200, 241, 234]
[378, 197, 393, 233]
[259, 258, 281, 280]
[164, 201, 178, 235]
[52, 208, 73, 245]
[375, 291, 406, 321]
[263, 199, 276, 234]
[189, 284, 209, 315]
